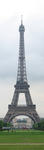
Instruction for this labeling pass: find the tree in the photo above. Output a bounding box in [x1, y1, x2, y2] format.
[0, 120, 11, 130]
[33, 120, 44, 130]
[0, 120, 3, 130]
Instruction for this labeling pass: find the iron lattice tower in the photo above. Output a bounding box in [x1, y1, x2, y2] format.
[4, 20, 40, 123]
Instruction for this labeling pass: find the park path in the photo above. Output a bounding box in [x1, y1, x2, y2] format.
[0, 143, 44, 145]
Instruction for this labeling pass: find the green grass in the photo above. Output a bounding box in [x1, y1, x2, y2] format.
[0, 145, 44, 150]
[0, 130, 44, 143]
[0, 130, 44, 150]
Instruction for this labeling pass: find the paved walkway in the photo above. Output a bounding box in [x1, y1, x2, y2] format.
[0, 143, 44, 145]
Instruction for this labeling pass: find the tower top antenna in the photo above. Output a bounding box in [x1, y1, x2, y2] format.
[21, 15, 23, 24]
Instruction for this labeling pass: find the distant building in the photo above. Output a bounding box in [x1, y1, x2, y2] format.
[12, 117, 34, 129]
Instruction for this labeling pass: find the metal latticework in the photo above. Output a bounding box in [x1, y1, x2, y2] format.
[17, 21, 27, 83]
[4, 20, 40, 124]
[11, 20, 33, 106]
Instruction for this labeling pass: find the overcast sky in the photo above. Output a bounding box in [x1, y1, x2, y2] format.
[0, 0, 44, 118]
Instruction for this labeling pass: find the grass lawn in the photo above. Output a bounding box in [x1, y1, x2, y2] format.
[0, 130, 44, 143]
[0, 145, 44, 150]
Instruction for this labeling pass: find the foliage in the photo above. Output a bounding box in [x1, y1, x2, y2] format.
[0, 120, 3, 130]
[0, 120, 11, 130]
[33, 120, 44, 130]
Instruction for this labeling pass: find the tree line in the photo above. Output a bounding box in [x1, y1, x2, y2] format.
[0, 119, 44, 131]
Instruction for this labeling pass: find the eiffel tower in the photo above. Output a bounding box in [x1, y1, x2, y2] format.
[4, 19, 40, 124]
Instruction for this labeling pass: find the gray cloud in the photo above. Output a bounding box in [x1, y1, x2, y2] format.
[0, 16, 44, 82]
